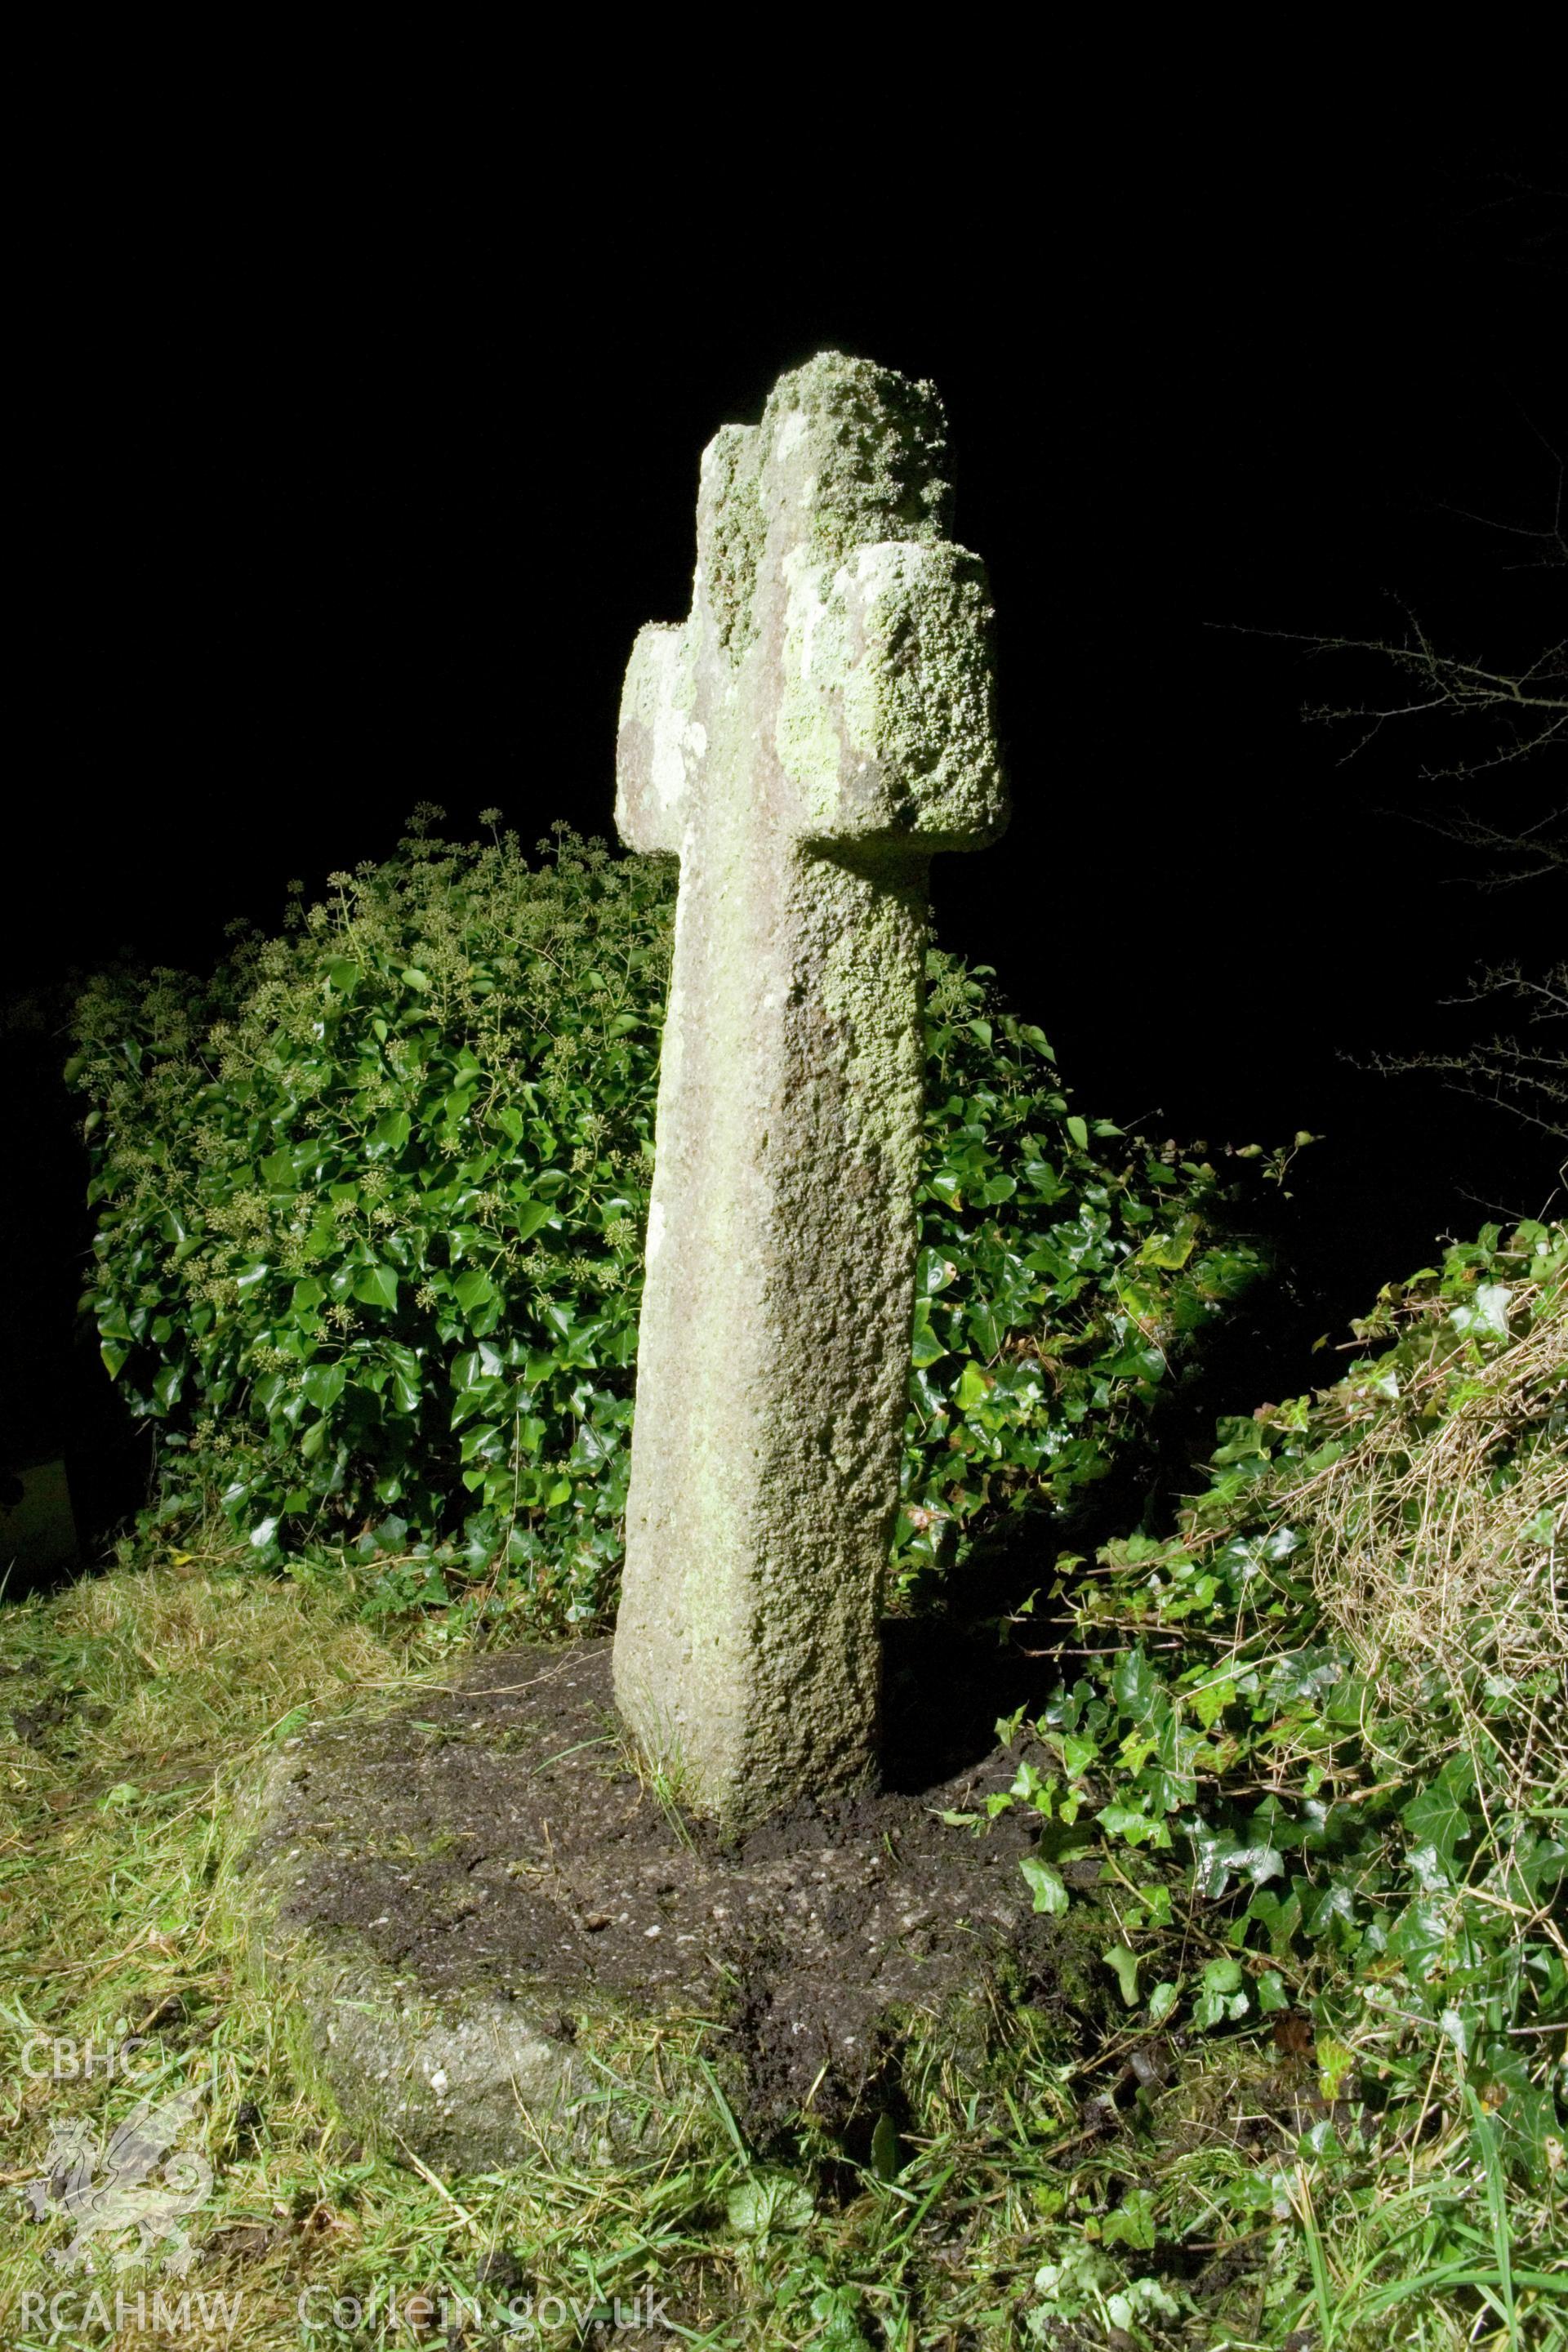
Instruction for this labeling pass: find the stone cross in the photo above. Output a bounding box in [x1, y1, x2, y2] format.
[613, 353, 1006, 1829]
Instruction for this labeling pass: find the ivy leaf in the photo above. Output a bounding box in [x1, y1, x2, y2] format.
[1303, 1879, 1358, 1938]
[1102, 1945, 1140, 2006]
[302, 1361, 347, 1410]
[259, 1147, 298, 1191]
[1020, 1856, 1069, 1915]
[1192, 1956, 1249, 2030]
[1193, 1676, 1236, 1729]
[1449, 1281, 1511, 1340]
[909, 1299, 949, 1369]
[1386, 1895, 1451, 1983]
[915, 1247, 958, 1296]
[1140, 1217, 1198, 1271]
[1098, 1802, 1169, 1849]
[1214, 1840, 1285, 1888]
[1112, 1647, 1156, 1718]
[368, 1108, 412, 1157]
[352, 1264, 399, 1312]
[1400, 1753, 1476, 1864]
[453, 1268, 497, 1318]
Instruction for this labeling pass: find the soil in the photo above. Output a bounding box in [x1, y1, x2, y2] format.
[248, 1631, 1085, 2140]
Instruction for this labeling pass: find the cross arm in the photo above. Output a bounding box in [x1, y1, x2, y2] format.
[615, 621, 706, 857]
[773, 540, 1008, 857]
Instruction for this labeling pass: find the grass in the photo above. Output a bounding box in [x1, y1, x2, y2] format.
[1290, 1250, 1567, 1845]
[2, 1516, 1565, 2346]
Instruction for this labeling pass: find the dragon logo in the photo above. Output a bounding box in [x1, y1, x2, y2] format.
[24, 2080, 212, 2275]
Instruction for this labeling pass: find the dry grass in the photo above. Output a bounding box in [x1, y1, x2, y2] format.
[1299, 1263, 1566, 1797]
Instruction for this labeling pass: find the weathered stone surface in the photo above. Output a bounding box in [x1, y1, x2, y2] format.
[234, 1641, 1074, 2171]
[234, 1646, 715, 2172]
[614, 353, 1007, 1827]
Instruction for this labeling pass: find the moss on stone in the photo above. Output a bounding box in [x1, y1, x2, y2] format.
[758, 351, 954, 572]
[698, 425, 767, 659]
[854, 542, 1001, 845]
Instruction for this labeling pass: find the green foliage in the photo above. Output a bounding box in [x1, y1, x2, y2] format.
[898, 961, 1272, 1592]
[71, 814, 666, 1628]
[990, 1219, 1568, 2211]
[69, 814, 1270, 1628]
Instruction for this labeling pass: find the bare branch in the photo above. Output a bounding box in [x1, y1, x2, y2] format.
[1360, 948, 1568, 1142]
[1211, 443, 1567, 786]
[1222, 420, 1566, 1143]
[1401, 806, 1568, 887]
[1434, 437, 1565, 572]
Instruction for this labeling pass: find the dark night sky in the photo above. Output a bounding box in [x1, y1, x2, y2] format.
[8, 135, 1566, 1546]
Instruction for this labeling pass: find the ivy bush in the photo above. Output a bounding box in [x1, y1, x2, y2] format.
[69, 813, 1272, 1628]
[983, 1218, 1567, 2198]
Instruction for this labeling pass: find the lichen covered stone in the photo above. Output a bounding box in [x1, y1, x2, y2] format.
[613, 353, 1007, 1829]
